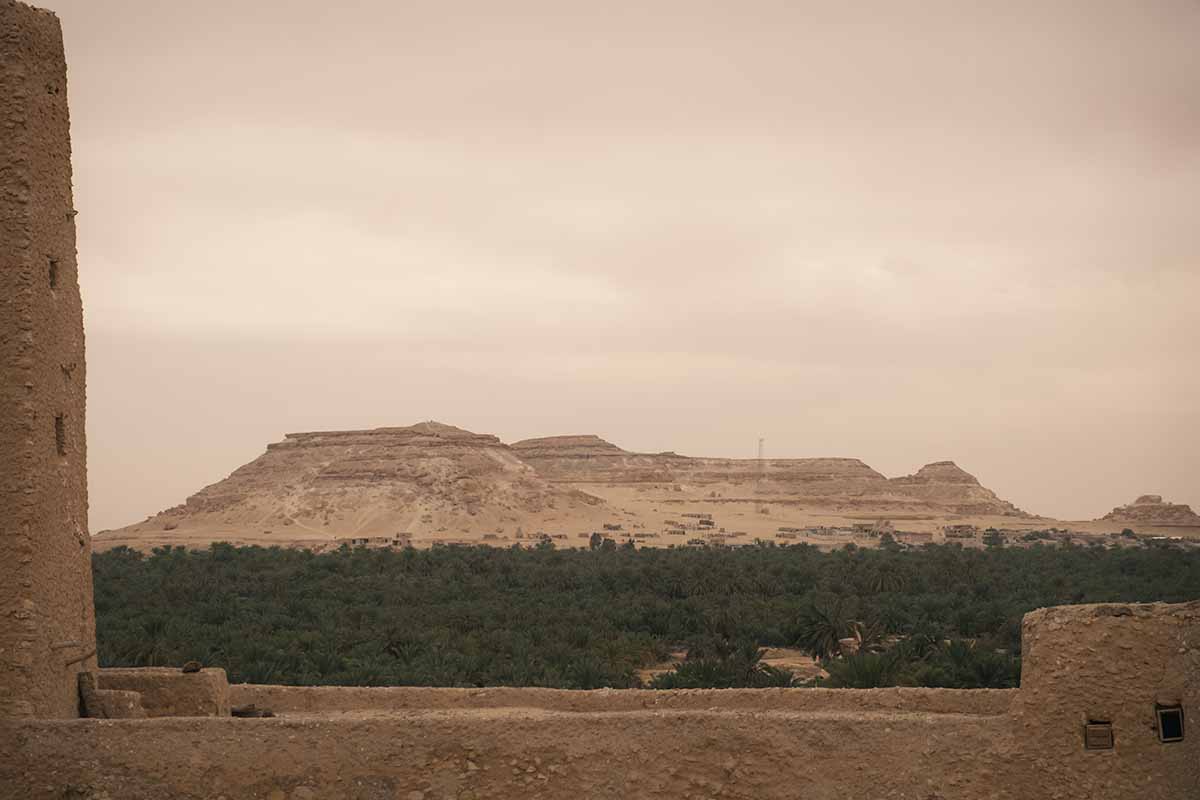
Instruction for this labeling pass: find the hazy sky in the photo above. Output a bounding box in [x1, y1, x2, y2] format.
[43, 0, 1198, 530]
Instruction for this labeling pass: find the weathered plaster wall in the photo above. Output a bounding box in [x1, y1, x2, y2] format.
[0, 0, 95, 719]
[230, 683, 1015, 716]
[3, 602, 1195, 799]
[1, 707, 1017, 800]
[1012, 601, 1199, 798]
[99, 668, 232, 718]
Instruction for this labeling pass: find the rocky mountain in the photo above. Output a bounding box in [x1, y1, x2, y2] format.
[101, 422, 606, 549]
[512, 436, 1027, 517]
[1101, 495, 1200, 527]
[97, 423, 1038, 552]
[885, 461, 1028, 517]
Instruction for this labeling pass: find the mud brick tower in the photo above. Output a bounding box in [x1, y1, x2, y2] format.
[0, 0, 96, 719]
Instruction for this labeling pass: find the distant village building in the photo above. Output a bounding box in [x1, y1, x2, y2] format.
[939, 524, 979, 541]
[343, 534, 411, 549]
[805, 526, 855, 537]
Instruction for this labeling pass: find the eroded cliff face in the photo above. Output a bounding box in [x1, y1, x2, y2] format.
[513, 436, 886, 489]
[513, 437, 1026, 516]
[113, 422, 605, 545]
[510, 435, 690, 484]
[99, 423, 1036, 551]
[1102, 495, 1200, 527]
[885, 461, 1028, 517]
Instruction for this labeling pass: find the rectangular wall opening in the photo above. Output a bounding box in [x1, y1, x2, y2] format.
[49, 258, 59, 289]
[1157, 705, 1184, 743]
[55, 414, 66, 456]
[1084, 721, 1114, 750]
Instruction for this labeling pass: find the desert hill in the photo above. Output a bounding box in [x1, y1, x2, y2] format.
[93, 422, 1056, 553]
[512, 436, 1026, 517]
[97, 421, 607, 551]
[1101, 495, 1200, 527]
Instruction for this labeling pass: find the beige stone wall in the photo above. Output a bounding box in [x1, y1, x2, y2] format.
[1013, 601, 1199, 797]
[99, 668, 232, 718]
[0, 0, 95, 719]
[230, 683, 1015, 716]
[0, 706, 1018, 800]
[4, 603, 1195, 799]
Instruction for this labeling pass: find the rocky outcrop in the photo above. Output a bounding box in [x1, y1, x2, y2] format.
[1102, 495, 1200, 527]
[509, 435, 628, 460]
[107, 422, 606, 545]
[98, 423, 1035, 551]
[886, 461, 1029, 517]
[511, 435, 688, 484]
[514, 438, 1027, 517]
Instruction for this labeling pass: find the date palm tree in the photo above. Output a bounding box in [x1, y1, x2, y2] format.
[794, 598, 848, 660]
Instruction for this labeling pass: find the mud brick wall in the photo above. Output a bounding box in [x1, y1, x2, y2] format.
[0, 0, 95, 719]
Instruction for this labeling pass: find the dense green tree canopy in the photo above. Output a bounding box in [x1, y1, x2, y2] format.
[92, 541, 1199, 689]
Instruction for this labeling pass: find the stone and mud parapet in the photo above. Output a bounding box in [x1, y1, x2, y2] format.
[1, 703, 1018, 800]
[3, 601, 1196, 799]
[230, 683, 1015, 716]
[97, 668, 231, 718]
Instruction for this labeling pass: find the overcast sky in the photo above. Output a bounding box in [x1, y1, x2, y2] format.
[43, 0, 1199, 530]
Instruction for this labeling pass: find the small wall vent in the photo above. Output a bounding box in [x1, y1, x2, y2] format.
[49, 258, 59, 288]
[1084, 721, 1114, 750]
[55, 414, 66, 456]
[1157, 705, 1184, 743]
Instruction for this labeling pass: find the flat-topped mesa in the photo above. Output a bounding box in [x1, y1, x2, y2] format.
[512, 435, 888, 489]
[95, 422, 1035, 550]
[100, 422, 607, 547]
[511, 434, 688, 483]
[679, 457, 886, 493]
[1102, 495, 1200, 527]
[270, 421, 502, 450]
[509, 434, 630, 459]
[508, 436, 1026, 513]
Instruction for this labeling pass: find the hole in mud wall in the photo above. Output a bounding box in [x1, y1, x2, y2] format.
[49, 258, 59, 289]
[55, 414, 66, 456]
[1084, 721, 1114, 751]
[1157, 706, 1184, 743]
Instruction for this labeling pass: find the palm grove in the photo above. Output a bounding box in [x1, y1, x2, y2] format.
[93, 540, 1200, 690]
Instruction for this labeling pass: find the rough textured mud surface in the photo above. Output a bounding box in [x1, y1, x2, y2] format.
[1, 709, 1016, 800]
[1010, 600, 1200, 799]
[229, 684, 1016, 716]
[98, 668, 230, 718]
[3, 602, 1196, 800]
[0, 0, 95, 719]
